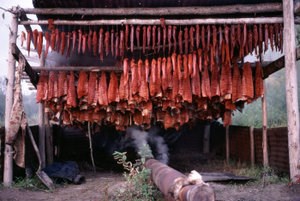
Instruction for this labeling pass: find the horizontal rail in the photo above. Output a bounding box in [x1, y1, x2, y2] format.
[20, 3, 283, 16]
[31, 66, 123, 72]
[19, 17, 283, 26]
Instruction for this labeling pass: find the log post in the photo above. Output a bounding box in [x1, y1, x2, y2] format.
[3, 7, 18, 187]
[249, 126, 255, 167]
[283, 0, 300, 182]
[262, 83, 269, 167]
[38, 52, 46, 168]
[226, 126, 230, 164]
[203, 124, 211, 154]
[45, 102, 53, 165]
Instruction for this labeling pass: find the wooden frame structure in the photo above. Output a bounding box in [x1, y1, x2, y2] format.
[3, 0, 300, 186]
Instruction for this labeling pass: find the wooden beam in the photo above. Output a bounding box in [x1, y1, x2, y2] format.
[262, 47, 300, 79]
[31, 66, 122, 72]
[262, 83, 269, 167]
[249, 126, 255, 167]
[203, 124, 210, 154]
[3, 7, 18, 187]
[226, 126, 230, 164]
[283, 0, 300, 182]
[20, 3, 283, 16]
[38, 52, 46, 169]
[19, 17, 283, 26]
[11, 43, 39, 88]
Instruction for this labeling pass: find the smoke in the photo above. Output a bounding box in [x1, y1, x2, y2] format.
[124, 125, 169, 164]
[148, 126, 169, 164]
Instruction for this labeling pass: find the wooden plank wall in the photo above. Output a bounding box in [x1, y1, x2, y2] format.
[229, 126, 251, 163]
[230, 125, 289, 172]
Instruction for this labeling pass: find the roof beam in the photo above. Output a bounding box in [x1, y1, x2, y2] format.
[30, 66, 123, 72]
[19, 17, 283, 26]
[20, 3, 283, 16]
[262, 47, 300, 79]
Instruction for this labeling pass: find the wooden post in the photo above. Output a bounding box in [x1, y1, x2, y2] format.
[262, 83, 269, 167]
[249, 126, 255, 167]
[283, 0, 300, 182]
[203, 124, 211, 154]
[226, 126, 230, 164]
[38, 52, 46, 168]
[3, 8, 18, 187]
[45, 109, 53, 165]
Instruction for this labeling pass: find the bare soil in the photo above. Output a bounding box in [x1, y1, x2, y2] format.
[0, 170, 299, 201]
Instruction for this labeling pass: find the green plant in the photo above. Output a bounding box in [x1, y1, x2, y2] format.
[113, 148, 163, 201]
[13, 176, 48, 191]
[234, 165, 290, 185]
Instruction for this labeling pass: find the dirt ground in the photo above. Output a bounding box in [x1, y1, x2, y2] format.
[0, 170, 300, 201]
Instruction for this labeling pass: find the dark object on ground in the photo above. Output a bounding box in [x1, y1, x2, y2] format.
[43, 161, 85, 184]
[201, 172, 253, 183]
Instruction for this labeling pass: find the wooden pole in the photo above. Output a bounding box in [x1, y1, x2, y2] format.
[226, 126, 230, 164]
[21, 3, 282, 16]
[88, 122, 96, 172]
[3, 7, 18, 187]
[19, 17, 283, 26]
[283, 0, 300, 182]
[45, 113, 53, 165]
[249, 126, 255, 167]
[42, 51, 53, 166]
[203, 124, 211, 154]
[38, 52, 46, 168]
[31, 66, 122, 72]
[262, 83, 269, 167]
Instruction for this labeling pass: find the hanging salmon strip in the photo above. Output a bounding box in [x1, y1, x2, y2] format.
[98, 72, 108, 107]
[36, 71, 48, 103]
[241, 62, 254, 101]
[77, 71, 88, 99]
[172, 54, 179, 99]
[220, 62, 232, 100]
[155, 57, 162, 97]
[108, 72, 120, 104]
[161, 57, 168, 92]
[201, 53, 211, 99]
[47, 71, 57, 101]
[191, 52, 201, 98]
[57, 71, 67, 98]
[119, 74, 129, 101]
[166, 56, 173, 90]
[149, 58, 157, 97]
[182, 55, 192, 103]
[254, 61, 264, 99]
[210, 63, 220, 98]
[66, 72, 77, 108]
[130, 59, 139, 96]
[139, 60, 149, 102]
[88, 72, 97, 105]
[232, 61, 243, 102]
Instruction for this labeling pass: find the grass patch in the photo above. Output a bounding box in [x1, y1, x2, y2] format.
[13, 176, 49, 191]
